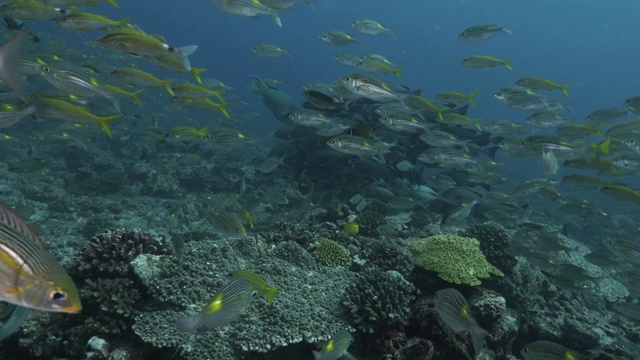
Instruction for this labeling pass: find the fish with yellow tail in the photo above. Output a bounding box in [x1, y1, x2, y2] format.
[0, 203, 81, 313]
[96, 28, 197, 71]
[175, 277, 255, 332]
[230, 269, 278, 305]
[33, 97, 119, 138]
[432, 288, 488, 356]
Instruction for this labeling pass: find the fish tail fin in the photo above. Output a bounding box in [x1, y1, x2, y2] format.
[211, 88, 225, 103]
[198, 125, 209, 137]
[271, 14, 282, 27]
[174, 45, 198, 71]
[129, 89, 144, 105]
[95, 115, 119, 138]
[389, 31, 397, 39]
[215, 103, 231, 118]
[561, 83, 572, 97]
[469, 325, 489, 355]
[105, 0, 120, 7]
[503, 58, 514, 70]
[502, 25, 513, 35]
[162, 79, 176, 96]
[0, 31, 29, 101]
[598, 138, 611, 154]
[484, 146, 500, 160]
[394, 67, 404, 80]
[190, 67, 206, 84]
[117, 16, 131, 28]
[468, 90, 480, 106]
[175, 316, 200, 332]
[265, 287, 278, 305]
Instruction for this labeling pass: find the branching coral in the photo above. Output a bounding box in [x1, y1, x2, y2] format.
[313, 237, 351, 267]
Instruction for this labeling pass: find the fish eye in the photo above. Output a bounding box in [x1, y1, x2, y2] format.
[329, 139, 337, 144]
[203, 134, 211, 142]
[344, 77, 351, 82]
[42, 66, 50, 73]
[49, 289, 68, 302]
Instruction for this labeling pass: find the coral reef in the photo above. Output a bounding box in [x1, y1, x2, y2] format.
[341, 268, 415, 333]
[354, 236, 414, 276]
[75, 228, 172, 278]
[459, 222, 516, 274]
[356, 210, 387, 237]
[411, 234, 504, 286]
[131, 237, 355, 359]
[15, 229, 173, 358]
[312, 237, 351, 267]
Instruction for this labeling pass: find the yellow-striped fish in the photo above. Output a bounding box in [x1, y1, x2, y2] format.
[433, 288, 488, 356]
[0, 203, 81, 313]
[312, 329, 354, 360]
[230, 269, 278, 305]
[175, 277, 255, 332]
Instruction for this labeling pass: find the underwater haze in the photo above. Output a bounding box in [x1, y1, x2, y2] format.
[0, 0, 639, 360]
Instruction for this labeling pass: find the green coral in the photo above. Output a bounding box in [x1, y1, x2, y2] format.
[411, 234, 504, 286]
[313, 237, 351, 267]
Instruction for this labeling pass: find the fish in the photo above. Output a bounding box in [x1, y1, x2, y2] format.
[0, 203, 81, 313]
[175, 277, 255, 332]
[0, 1, 66, 21]
[319, 31, 360, 46]
[355, 58, 404, 79]
[212, 0, 282, 27]
[167, 125, 210, 141]
[349, 18, 395, 38]
[109, 67, 176, 96]
[33, 97, 119, 138]
[170, 96, 231, 117]
[96, 28, 197, 71]
[0, 31, 29, 100]
[460, 55, 513, 70]
[541, 148, 559, 177]
[257, 156, 286, 174]
[249, 75, 296, 125]
[516, 76, 572, 97]
[312, 329, 355, 360]
[57, 12, 130, 30]
[521, 340, 584, 360]
[442, 199, 478, 225]
[432, 288, 488, 356]
[230, 269, 278, 305]
[1, 17, 39, 42]
[586, 107, 629, 126]
[102, 85, 144, 105]
[211, 211, 247, 237]
[37, 64, 121, 112]
[303, 90, 345, 109]
[333, 52, 361, 66]
[0, 104, 35, 129]
[171, 83, 225, 101]
[0, 302, 29, 342]
[458, 24, 511, 41]
[326, 135, 393, 158]
[435, 90, 479, 106]
[251, 43, 291, 58]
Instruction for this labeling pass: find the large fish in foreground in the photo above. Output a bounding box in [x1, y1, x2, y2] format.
[0, 203, 81, 313]
[249, 75, 296, 125]
[0, 30, 29, 101]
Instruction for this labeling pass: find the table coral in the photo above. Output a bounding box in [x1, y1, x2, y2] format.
[411, 234, 504, 286]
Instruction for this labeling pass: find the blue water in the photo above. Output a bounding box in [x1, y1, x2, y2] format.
[3, 1, 640, 359]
